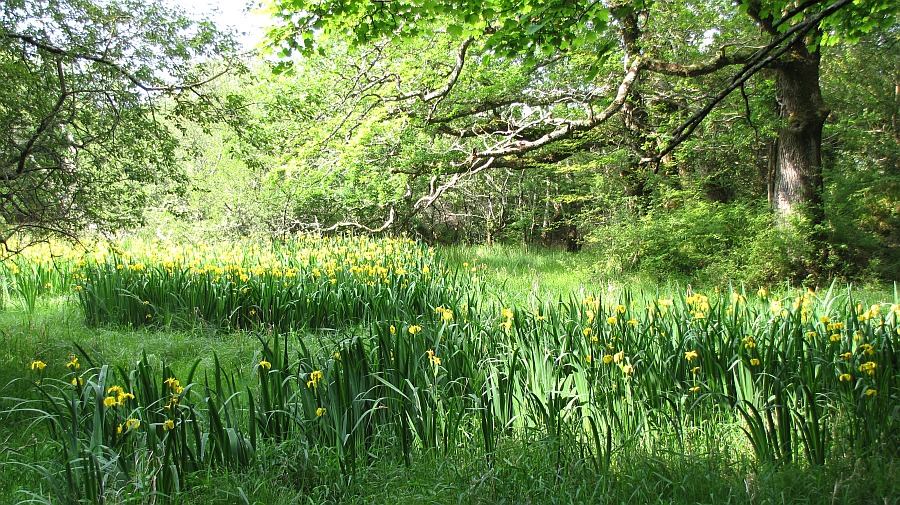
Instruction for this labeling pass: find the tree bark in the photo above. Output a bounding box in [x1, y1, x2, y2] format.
[772, 44, 829, 225]
[769, 41, 832, 279]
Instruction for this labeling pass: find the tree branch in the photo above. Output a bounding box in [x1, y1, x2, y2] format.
[321, 206, 396, 232]
[472, 56, 642, 160]
[0, 32, 233, 93]
[648, 0, 854, 163]
[642, 46, 760, 77]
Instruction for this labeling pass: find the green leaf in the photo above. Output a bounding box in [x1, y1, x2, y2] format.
[526, 22, 546, 35]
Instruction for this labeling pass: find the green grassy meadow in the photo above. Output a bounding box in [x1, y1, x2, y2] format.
[0, 237, 898, 504]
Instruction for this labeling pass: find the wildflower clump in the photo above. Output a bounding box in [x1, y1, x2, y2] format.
[306, 370, 324, 389]
[104, 385, 134, 407]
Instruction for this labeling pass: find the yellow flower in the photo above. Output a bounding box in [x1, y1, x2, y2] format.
[839, 373, 852, 382]
[859, 362, 877, 376]
[607, 317, 618, 325]
[71, 377, 84, 386]
[333, 352, 341, 361]
[627, 319, 639, 327]
[259, 359, 272, 370]
[690, 366, 700, 374]
[621, 364, 634, 375]
[66, 355, 80, 370]
[306, 370, 324, 389]
[865, 389, 877, 397]
[615, 304, 626, 314]
[103, 396, 117, 407]
[502, 308, 514, 320]
[390, 325, 396, 335]
[124, 418, 140, 431]
[30, 360, 47, 371]
[757, 287, 767, 298]
[426, 350, 442, 366]
[750, 358, 760, 367]
[408, 325, 422, 335]
[613, 351, 624, 364]
[163, 419, 175, 430]
[684, 350, 699, 361]
[839, 352, 852, 360]
[585, 355, 592, 363]
[586, 310, 595, 323]
[316, 407, 326, 417]
[602, 354, 614, 364]
[689, 386, 701, 393]
[583, 327, 593, 337]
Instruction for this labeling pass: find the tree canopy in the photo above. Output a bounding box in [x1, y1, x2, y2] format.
[0, 0, 240, 250]
[262, 0, 896, 191]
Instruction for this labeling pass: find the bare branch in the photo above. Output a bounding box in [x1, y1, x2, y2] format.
[414, 156, 496, 210]
[321, 206, 396, 232]
[473, 56, 642, 160]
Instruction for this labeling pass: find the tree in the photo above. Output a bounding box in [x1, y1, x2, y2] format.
[0, 0, 240, 252]
[263, 0, 898, 266]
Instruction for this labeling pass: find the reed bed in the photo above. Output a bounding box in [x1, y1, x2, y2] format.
[2, 236, 898, 503]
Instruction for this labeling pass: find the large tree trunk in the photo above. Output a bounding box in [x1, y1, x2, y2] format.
[770, 42, 830, 278]
[771, 44, 829, 225]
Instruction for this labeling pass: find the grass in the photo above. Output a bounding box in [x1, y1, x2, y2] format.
[442, 243, 647, 305]
[0, 239, 898, 504]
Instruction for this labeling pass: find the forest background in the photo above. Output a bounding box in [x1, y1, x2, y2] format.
[1, 0, 897, 286]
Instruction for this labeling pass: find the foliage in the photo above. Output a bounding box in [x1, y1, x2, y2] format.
[0, 0, 241, 248]
[821, 28, 900, 279]
[11, 351, 253, 503]
[65, 235, 469, 331]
